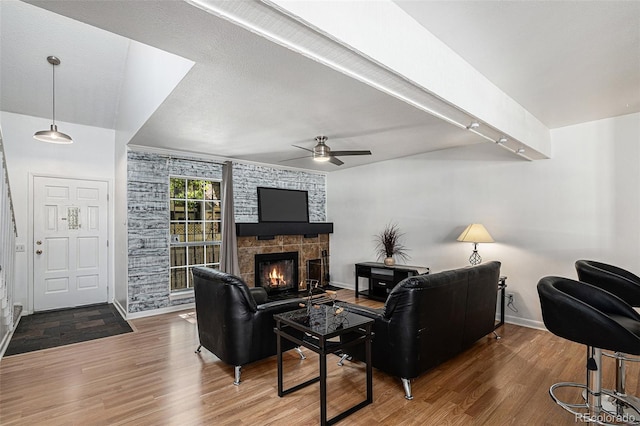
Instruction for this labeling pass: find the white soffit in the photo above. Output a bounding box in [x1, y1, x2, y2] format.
[187, 0, 549, 160]
[115, 41, 194, 145]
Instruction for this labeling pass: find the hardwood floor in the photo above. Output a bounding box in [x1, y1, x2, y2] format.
[1, 290, 638, 425]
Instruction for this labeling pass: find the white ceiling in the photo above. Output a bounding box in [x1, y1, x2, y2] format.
[1, 0, 639, 171]
[395, 1, 640, 129]
[0, 1, 130, 129]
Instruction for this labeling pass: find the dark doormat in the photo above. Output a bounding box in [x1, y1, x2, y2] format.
[4, 303, 133, 356]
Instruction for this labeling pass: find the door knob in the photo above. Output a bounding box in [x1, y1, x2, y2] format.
[36, 250, 43, 255]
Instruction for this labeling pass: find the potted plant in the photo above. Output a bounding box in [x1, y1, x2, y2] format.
[374, 222, 409, 266]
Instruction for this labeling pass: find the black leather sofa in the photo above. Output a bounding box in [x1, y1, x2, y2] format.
[192, 266, 305, 385]
[337, 261, 501, 399]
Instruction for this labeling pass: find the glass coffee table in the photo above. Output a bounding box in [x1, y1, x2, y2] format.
[274, 304, 374, 426]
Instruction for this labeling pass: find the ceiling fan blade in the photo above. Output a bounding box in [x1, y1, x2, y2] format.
[330, 150, 372, 156]
[329, 156, 344, 166]
[292, 144, 314, 153]
[279, 155, 311, 162]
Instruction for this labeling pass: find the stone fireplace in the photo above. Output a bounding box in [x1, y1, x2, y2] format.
[237, 234, 330, 288]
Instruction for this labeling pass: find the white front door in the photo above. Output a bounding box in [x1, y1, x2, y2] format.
[33, 177, 108, 311]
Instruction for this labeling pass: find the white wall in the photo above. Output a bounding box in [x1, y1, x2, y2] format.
[113, 138, 128, 312]
[114, 40, 193, 146]
[327, 112, 640, 329]
[0, 112, 116, 313]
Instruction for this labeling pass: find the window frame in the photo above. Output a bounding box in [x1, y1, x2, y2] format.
[169, 175, 222, 293]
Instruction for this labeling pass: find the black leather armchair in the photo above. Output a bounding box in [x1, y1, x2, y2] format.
[192, 267, 305, 385]
[337, 261, 501, 399]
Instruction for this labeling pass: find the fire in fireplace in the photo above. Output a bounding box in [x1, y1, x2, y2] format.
[255, 252, 299, 295]
[267, 267, 287, 287]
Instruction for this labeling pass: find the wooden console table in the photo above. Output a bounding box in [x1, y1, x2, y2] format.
[355, 262, 429, 302]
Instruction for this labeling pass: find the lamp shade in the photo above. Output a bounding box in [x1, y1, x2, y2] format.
[34, 124, 73, 144]
[457, 224, 494, 243]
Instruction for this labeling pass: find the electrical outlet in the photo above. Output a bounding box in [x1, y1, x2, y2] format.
[506, 292, 515, 304]
[15, 244, 25, 252]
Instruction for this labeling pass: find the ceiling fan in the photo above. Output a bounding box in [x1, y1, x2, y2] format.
[292, 136, 372, 166]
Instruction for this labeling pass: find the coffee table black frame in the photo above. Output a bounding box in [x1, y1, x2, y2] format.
[274, 305, 374, 426]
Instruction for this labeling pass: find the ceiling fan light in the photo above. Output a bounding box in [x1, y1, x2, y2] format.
[313, 154, 331, 162]
[34, 124, 73, 144]
[313, 139, 331, 158]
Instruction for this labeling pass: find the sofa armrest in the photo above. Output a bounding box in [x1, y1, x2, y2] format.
[253, 298, 306, 355]
[256, 298, 306, 312]
[249, 287, 268, 305]
[335, 301, 384, 320]
[335, 302, 390, 367]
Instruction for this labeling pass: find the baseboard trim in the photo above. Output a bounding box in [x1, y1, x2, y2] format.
[112, 299, 128, 321]
[0, 329, 11, 359]
[330, 281, 353, 291]
[0, 307, 24, 360]
[126, 302, 195, 320]
[504, 315, 546, 331]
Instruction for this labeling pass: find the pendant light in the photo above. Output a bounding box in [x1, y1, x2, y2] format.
[33, 56, 73, 144]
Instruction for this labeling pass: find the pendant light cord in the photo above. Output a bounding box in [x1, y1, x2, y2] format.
[51, 60, 56, 126]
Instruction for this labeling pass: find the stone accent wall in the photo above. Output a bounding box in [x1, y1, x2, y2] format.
[232, 162, 326, 223]
[127, 150, 327, 313]
[237, 234, 329, 288]
[127, 151, 222, 313]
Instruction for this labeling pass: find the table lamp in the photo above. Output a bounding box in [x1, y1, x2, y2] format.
[457, 224, 494, 265]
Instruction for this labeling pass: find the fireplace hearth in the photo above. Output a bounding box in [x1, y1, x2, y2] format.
[255, 252, 299, 295]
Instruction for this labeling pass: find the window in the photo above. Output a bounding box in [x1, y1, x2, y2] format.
[169, 177, 222, 292]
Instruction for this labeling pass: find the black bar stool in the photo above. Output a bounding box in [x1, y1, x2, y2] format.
[537, 276, 640, 424]
[576, 260, 640, 416]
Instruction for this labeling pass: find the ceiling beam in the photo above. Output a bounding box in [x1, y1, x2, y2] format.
[188, 0, 550, 159]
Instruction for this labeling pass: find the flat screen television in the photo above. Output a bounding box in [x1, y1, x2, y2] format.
[257, 187, 309, 223]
